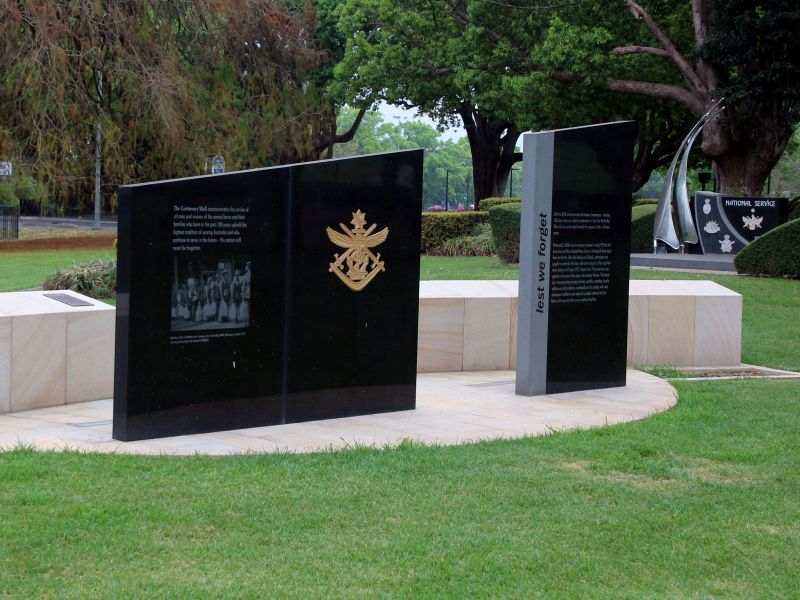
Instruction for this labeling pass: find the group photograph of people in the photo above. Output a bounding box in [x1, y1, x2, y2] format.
[170, 255, 251, 332]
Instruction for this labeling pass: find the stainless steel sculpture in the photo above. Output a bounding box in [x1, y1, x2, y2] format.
[653, 101, 724, 252]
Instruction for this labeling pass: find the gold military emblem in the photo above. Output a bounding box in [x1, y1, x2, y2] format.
[326, 209, 389, 291]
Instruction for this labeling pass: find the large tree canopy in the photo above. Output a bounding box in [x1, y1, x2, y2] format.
[0, 0, 327, 214]
[335, 0, 799, 199]
[333, 0, 699, 201]
[333, 0, 550, 201]
[546, 0, 800, 195]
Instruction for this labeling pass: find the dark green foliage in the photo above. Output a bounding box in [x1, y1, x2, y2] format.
[420, 212, 489, 254]
[478, 197, 520, 211]
[436, 223, 496, 257]
[43, 259, 117, 298]
[0, 180, 15, 206]
[700, 1, 800, 111]
[489, 203, 522, 264]
[0, 175, 46, 211]
[0, 2, 326, 215]
[734, 220, 800, 279]
[630, 204, 657, 253]
[788, 196, 800, 221]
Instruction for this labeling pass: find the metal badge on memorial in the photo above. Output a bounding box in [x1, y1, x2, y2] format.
[326, 210, 388, 291]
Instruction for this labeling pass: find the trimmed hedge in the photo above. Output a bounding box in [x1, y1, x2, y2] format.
[631, 204, 657, 253]
[482, 201, 659, 261]
[421, 211, 489, 254]
[488, 202, 521, 264]
[478, 197, 520, 211]
[734, 219, 800, 278]
[634, 198, 659, 206]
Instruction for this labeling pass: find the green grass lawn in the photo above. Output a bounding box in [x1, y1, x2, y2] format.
[1, 250, 798, 597]
[420, 255, 519, 279]
[0, 378, 797, 598]
[0, 249, 115, 292]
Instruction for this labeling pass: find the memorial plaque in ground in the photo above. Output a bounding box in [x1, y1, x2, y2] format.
[114, 151, 422, 441]
[516, 121, 635, 396]
[694, 192, 789, 255]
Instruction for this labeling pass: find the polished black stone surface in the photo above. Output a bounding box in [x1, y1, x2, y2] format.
[547, 122, 634, 393]
[285, 156, 422, 422]
[516, 122, 634, 397]
[694, 192, 789, 255]
[113, 151, 422, 441]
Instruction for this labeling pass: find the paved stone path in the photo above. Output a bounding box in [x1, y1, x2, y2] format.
[0, 369, 676, 455]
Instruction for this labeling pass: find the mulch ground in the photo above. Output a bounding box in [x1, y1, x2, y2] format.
[0, 234, 116, 253]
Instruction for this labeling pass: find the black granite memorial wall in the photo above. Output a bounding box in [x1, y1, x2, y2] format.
[694, 192, 788, 255]
[113, 151, 422, 441]
[516, 122, 635, 396]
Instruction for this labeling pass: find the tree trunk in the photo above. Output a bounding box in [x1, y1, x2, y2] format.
[613, 1, 794, 198]
[712, 147, 784, 196]
[459, 106, 522, 205]
[701, 103, 792, 195]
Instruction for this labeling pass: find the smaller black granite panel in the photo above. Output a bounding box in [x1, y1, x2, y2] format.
[516, 122, 634, 397]
[695, 192, 788, 255]
[545, 122, 635, 394]
[43, 293, 94, 307]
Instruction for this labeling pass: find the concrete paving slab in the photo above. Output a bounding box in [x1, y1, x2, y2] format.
[0, 370, 676, 455]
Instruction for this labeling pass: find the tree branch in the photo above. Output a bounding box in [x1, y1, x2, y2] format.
[626, 0, 708, 99]
[692, 0, 711, 45]
[332, 106, 368, 145]
[552, 70, 582, 83]
[612, 45, 670, 58]
[691, 0, 719, 91]
[314, 106, 369, 157]
[608, 79, 706, 114]
[499, 151, 523, 169]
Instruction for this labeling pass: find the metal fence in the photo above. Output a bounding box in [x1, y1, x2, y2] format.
[0, 205, 19, 240]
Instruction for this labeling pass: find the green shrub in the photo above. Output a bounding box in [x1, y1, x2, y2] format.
[472, 222, 496, 256]
[488, 202, 521, 264]
[438, 236, 480, 256]
[734, 219, 800, 278]
[43, 259, 117, 298]
[421, 211, 489, 254]
[631, 204, 657, 253]
[478, 197, 520, 211]
[0, 175, 47, 211]
[434, 223, 496, 257]
[788, 196, 800, 221]
[0, 180, 17, 207]
[15, 175, 47, 212]
[634, 198, 659, 206]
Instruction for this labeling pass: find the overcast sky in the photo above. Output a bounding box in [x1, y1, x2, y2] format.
[376, 101, 465, 142]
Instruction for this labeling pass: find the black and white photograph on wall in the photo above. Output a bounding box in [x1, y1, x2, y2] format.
[170, 255, 251, 332]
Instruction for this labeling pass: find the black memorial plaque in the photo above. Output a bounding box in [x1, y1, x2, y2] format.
[43, 292, 94, 307]
[113, 151, 422, 441]
[694, 192, 788, 255]
[285, 155, 422, 422]
[516, 122, 635, 395]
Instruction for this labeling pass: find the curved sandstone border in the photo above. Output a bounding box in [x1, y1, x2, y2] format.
[0, 369, 676, 455]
